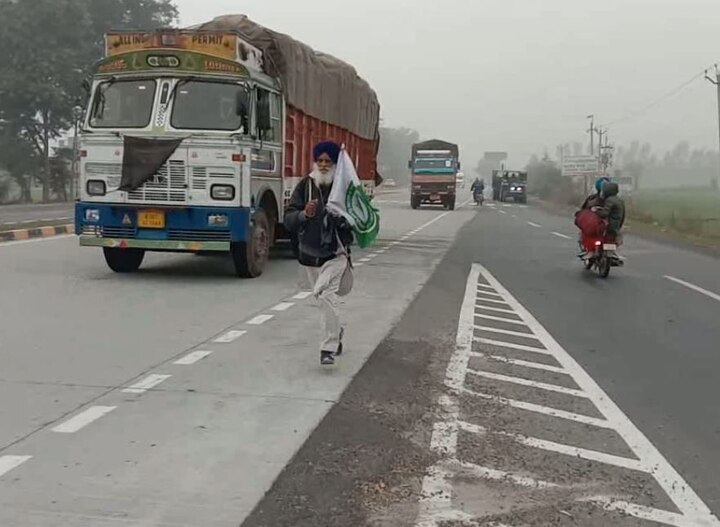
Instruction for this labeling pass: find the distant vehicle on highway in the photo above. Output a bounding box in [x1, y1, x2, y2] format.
[492, 170, 527, 203]
[456, 171, 465, 188]
[409, 139, 460, 210]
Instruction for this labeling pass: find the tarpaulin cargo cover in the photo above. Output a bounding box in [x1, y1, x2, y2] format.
[195, 15, 380, 140]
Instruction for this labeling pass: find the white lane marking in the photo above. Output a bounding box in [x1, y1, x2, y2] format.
[552, 231, 572, 240]
[123, 374, 172, 394]
[502, 204, 513, 208]
[479, 264, 719, 522]
[355, 262, 365, 267]
[367, 254, 378, 259]
[665, 275, 720, 303]
[459, 420, 644, 471]
[462, 387, 614, 429]
[471, 352, 567, 374]
[359, 257, 372, 263]
[174, 350, 213, 365]
[271, 302, 295, 312]
[474, 325, 536, 339]
[476, 288, 503, 298]
[0, 455, 32, 478]
[475, 337, 551, 355]
[477, 283, 495, 291]
[584, 496, 699, 527]
[467, 368, 588, 398]
[247, 314, 274, 325]
[213, 330, 247, 343]
[475, 297, 511, 306]
[456, 461, 559, 489]
[0, 234, 74, 248]
[52, 406, 116, 433]
[475, 304, 517, 315]
[292, 291, 313, 300]
[474, 313, 528, 325]
[527, 221, 542, 228]
[498, 210, 508, 215]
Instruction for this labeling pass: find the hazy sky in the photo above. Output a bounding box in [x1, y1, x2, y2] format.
[177, 0, 720, 167]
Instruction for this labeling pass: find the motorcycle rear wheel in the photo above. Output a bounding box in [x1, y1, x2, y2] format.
[598, 256, 611, 278]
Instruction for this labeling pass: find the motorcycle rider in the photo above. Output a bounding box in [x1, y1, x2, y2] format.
[577, 177, 626, 256]
[471, 177, 485, 203]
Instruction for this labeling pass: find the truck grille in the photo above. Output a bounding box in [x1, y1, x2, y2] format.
[128, 160, 187, 203]
[82, 225, 137, 238]
[167, 229, 231, 241]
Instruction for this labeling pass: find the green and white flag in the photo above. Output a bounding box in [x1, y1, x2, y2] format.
[328, 147, 380, 248]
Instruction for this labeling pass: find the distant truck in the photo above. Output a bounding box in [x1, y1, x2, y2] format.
[74, 15, 380, 278]
[408, 139, 460, 210]
[492, 170, 527, 203]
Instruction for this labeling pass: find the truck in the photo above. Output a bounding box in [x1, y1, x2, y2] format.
[492, 170, 527, 203]
[408, 140, 460, 210]
[74, 15, 380, 278]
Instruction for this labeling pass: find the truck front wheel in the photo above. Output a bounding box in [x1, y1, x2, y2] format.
[411, 196, 421, 209]
[103, 247, 145, 273]
[232, 209, 270, 278]
[447, 197, 456, 210]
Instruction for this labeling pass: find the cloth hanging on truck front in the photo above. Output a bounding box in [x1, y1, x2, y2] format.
[119, 136, 184, 192]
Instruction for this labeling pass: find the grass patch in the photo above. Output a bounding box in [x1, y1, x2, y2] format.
[626, 188, 720, 240]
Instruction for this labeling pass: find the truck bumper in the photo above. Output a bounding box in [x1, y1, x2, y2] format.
[75, 203, 249, 252]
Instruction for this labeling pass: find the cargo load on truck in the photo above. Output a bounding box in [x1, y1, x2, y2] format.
[194, 15, 379, 141]
[408, 139, 460, 210]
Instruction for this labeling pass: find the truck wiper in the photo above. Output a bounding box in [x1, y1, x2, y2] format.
[166, 77, 200, 106]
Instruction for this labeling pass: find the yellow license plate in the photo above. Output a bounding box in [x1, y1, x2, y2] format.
[138, 210, 165, 229]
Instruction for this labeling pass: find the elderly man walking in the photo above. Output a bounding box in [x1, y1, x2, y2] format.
[284, 141, 353, 366]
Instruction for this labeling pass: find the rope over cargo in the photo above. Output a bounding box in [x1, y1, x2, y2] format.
[194, 15, 380, 140]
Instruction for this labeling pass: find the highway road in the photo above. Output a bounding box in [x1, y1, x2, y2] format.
[0, 202, 74, 231]
[1, 195, 719, 526]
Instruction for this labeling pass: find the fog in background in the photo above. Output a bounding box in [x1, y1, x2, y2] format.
[177, 0, 720, 175]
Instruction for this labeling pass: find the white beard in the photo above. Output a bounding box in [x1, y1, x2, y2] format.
[310, 164, 336, 187]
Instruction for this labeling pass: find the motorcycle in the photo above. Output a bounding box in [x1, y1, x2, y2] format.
[473, 189, 484, 206]
[575, 209, 623, 278]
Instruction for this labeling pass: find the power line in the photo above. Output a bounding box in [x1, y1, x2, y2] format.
[601, 68, 709, 128]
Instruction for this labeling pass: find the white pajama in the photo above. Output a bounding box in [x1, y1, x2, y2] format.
[304, 255, 347, 352]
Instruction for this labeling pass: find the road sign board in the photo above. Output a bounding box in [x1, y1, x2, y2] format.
[562, 155, 600, 177]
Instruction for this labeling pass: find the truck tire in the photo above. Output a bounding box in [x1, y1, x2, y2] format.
[447, 197, 456, 210]
[232, 209, 270, 278]
[103, 247, 145, 273]
[411, 196, 420, 209]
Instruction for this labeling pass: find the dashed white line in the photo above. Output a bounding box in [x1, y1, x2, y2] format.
[213, 330, 247, 343]
[367, 254, 378, 259]
[123, 374, 172, 394]
[498, 210, 508, 215]
[527, 221, 542, 228]
[292, 291, 313, 300]
[271, 302, 295, 312]
[174, 350, 213, 365]
[0, 455, 32, 478]
[355, 262, 365, 267]
[552, 231, 572, 239]
[52, 406, 117, 433]
[247, 314, 274, 325]
[665, 275, 720, 303]
[359, 257, 371, 263]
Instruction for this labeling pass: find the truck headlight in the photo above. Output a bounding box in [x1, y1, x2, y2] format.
[85, 209, 100, 222]
[211, 184, 235, 201]
[87, 180, 106, 196]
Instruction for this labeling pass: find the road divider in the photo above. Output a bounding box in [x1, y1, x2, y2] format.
[0, 223, 73, 243]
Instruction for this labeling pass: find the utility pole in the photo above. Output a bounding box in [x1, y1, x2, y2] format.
[704, 65, 720, 189]
[587, 114, 596, 155]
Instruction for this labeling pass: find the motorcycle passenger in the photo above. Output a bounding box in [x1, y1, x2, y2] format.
[576, 177, 625, 257]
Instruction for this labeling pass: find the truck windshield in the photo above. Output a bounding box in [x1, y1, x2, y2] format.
[171, 80, 249, 132]
[90, 79, 156, 128]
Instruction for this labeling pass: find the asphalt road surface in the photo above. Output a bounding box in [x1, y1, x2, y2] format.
[1, 196, 719, 526]
[0, 202, 74, 231]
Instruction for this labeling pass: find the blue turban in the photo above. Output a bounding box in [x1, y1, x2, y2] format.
[313, 141, 341, 164]
[594, 176, 610, 193]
